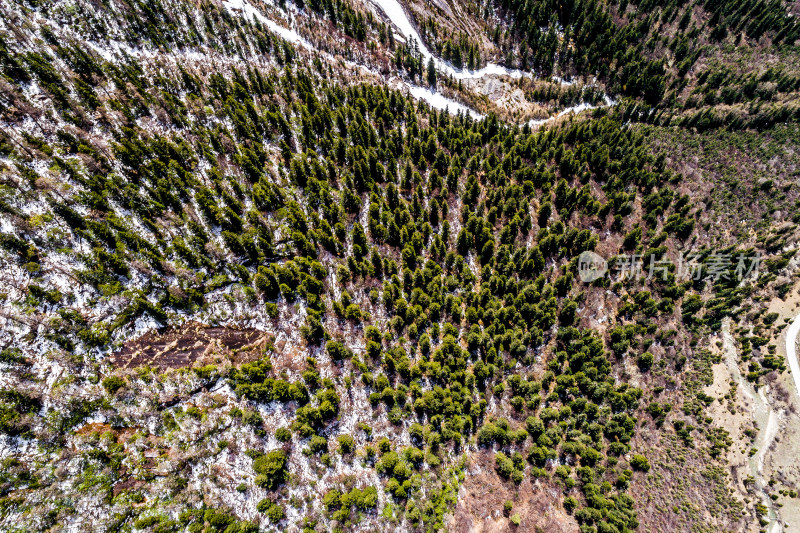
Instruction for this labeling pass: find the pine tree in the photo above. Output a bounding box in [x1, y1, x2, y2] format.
[427, 58, 436, 89]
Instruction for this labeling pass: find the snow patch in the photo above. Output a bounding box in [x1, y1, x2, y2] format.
[369, 0, 530, 80]
[223, 0, 312, 49]
[528, 98, 616, 128]
[404, 84, 482, 119]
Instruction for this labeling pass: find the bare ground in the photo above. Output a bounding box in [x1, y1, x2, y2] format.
[109, 322, 273, 370]
[446, 449, 578, 533]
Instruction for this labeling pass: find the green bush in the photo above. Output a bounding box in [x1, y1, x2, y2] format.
[275, 427, 292, 442]
[326, 341, 352, 360]
[495, 452, 515, 479]
[309, 435, 328, 454]
[503, 500, 513, 515]
[253, 450, 288, 489]
[631, 454, 651, 472]
[102, 375, 125, 395]
[133, 515, 162, 528]
[257, 498, 284, 522]
[265, 504, 284, 523]
[637, 352, 654, 371]
[338, 434, 355, 454]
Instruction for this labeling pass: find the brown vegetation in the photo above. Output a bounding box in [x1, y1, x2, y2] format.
[110, 323, 272, 370]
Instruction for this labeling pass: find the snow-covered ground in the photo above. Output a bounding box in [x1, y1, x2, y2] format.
[528, 96, 616, 127]
[223, 0, 484, 118]
[370, 0, 617, 121]
[403, 83, 482, 119]
[223, 0, 311, 48]
[369, 0, 530, 80]
[223, 0, 616, 123]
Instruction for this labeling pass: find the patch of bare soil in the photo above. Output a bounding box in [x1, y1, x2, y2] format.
[760, 284, 800, 530]
[109, 322, 272, 370]
[701, 349, 760, 532]
[446, 450, 578, 533]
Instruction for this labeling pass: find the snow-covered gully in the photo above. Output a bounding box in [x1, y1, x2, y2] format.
[528, 97, 616, 128]
[223, 0, 484, 117]
[368, 0, 530, 80]
[365, 0, 618, 121]
[224, 0, 612, 123]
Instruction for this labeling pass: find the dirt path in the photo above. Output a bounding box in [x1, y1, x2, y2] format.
[722, 318, 783, 533]
[784, 314, 800, 401]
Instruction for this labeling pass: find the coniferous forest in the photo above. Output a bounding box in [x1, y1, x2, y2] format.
[1, 0, 800, 531]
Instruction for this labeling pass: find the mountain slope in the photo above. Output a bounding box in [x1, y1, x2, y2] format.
[1, 0, 800, 532]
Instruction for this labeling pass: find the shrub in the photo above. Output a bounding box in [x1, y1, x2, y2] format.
[326, 341, 352, 360]
[631, 454, 651, 472]
[525, 416, 544, 439]
[323, 489, 341, 510]
[338, 434, 355, 454]
[301, 315, 325, 345]
[478, 422, 508, 447]
[256, 498, 274, 512]
[102, 376, 125, 395]
[563, 496, 578, 513]
[275, 427, 292, 442]
[309, 435, 328, 454]
[495, 452, 515, 479]
[257, 498, 285, 522]
[344, 304, 362, 321]
[253, 450, 288, 489]
[409, 422, 424, 445]
[134, 515, 162, 528]
[637, 351, 654, 371]
[0, 348, 24, 364]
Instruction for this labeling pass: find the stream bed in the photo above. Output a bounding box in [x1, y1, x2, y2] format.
[722, 318, 782, 533]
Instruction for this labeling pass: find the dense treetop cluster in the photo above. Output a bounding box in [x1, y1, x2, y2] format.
[0, 0, 798, 531]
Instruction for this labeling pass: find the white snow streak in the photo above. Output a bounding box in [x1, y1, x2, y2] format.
[223, 0, 484, 117]
[223, 0, 312, 48]
[369, 0, 530, 80]
[528, 95, 616, 127]
[405, 84, 481, 119]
